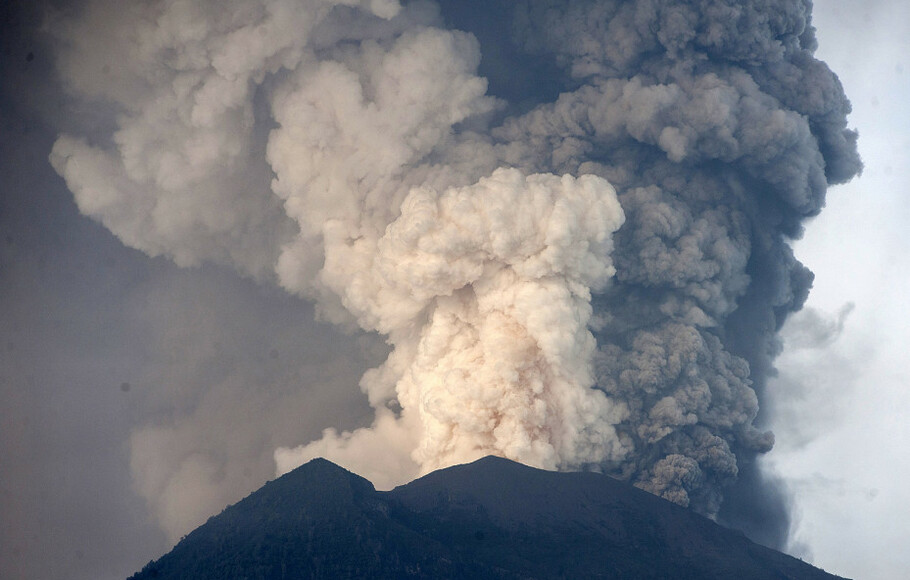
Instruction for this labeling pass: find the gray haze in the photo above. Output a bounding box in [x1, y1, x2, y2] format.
[1, 0, 862, 578]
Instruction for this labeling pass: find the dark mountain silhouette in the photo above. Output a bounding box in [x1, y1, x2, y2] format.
[129, 456, 846, 579]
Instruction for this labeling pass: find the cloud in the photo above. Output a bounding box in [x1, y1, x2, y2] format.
[46, 0, 860, 551]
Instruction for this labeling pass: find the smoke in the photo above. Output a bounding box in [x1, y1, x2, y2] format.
[47, 0, 860, 548]
[764, 303, 858, 451]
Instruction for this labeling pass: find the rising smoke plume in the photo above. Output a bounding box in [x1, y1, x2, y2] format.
[48, 0, 860, 548]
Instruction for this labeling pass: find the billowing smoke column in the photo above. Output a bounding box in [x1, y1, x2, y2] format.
[49, 0, 859, 546]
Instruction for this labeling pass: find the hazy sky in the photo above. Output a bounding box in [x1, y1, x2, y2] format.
[764, 1, 910, 578]
[1, 1, 907, 579]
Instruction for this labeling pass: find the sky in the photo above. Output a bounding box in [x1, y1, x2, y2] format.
[763, 1, 910, 578]
[0, 1, 907, 579]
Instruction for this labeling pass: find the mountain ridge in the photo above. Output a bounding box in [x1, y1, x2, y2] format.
[130, 456, 847, 579]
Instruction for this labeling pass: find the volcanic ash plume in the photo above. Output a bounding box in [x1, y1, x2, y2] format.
[275, 168, 628, 483]
[49, 0, 860, 544]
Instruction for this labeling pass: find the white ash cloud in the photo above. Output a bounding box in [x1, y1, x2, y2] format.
[48, 0, 860, 548]
[276, 168, 628, 477]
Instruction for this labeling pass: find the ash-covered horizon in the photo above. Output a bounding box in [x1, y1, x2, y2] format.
[41, 0, 859, 553]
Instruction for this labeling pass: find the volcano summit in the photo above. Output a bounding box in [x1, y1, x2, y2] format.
[130, 457, 846, 579]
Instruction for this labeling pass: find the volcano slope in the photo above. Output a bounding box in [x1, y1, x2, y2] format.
[129, 456, 845, 579]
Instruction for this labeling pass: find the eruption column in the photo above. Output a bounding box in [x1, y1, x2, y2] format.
[48, 0, 860, 546]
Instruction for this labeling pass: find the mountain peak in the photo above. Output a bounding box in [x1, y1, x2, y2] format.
[131, 457, 847, 579]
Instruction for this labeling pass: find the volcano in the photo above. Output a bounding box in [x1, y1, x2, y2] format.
[129, 456, 845, 579]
